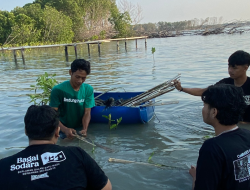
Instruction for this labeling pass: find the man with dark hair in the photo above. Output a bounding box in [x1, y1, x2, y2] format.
[189, 84, 250, 190]
[0, 105, 112, 190]
[50, 59, 95, 138]
[174, 50, 250, 122]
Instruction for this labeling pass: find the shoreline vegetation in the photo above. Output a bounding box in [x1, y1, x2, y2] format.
[0, 0, 249, 49]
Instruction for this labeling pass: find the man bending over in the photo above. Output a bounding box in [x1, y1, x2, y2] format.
[50, 59, 95, 138]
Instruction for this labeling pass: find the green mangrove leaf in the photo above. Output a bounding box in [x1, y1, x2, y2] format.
[117, 117, 122, 125]
[110, 124, 117, 129]
[102, 115, 109, 119]
[148, 152, 155, 162]
[151, 47, 156, 54]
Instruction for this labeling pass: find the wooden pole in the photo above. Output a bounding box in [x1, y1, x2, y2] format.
[145, 38, 147, 48]
[125, 39, 127, 51]
[74, 44, 77, 58]
[65, 46, 69, 62]
[21, 48, 25, 65]
[98, 41, 100, 56]
[136, 39, 138, 49]
[116, 41, 119, 51]
[87, 43, 90, 56]
[13, 50, 17, 65]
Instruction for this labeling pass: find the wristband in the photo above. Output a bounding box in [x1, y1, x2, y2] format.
[180, 87, 183, 92]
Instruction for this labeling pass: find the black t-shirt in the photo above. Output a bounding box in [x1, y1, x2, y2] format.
[216, 77, 250, 122]
[0, 144, 108, 190]
[195, 128, 250, 190]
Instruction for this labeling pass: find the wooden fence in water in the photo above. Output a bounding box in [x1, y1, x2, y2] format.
[0, 36, 148, 65]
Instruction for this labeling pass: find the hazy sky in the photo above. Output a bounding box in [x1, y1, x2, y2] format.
[1, 0, 250, 23]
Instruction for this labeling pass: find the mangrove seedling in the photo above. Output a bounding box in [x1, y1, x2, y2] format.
[148, 152, 155, 163]
[92, 146, 95, 154]
[102, 114, 122, 130]
[151, 47, 156, 63]
[28, 72, 58, 105]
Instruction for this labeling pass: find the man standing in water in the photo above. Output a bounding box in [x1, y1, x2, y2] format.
[189, 84, 250, 189]
[0, 105, 112, 190]
[174, 50, 250, 123]
[50, 59, 95, 138]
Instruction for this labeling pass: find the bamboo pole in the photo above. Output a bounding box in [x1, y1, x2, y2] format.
[98, 41, 101, 56]
[21, 48, 25, 65]
[75, 134, 96, 146]
[108, 158, 162, 168]
[117, 41, 119, 51]
[13, 50, 17, 65]
[139, 101, 179, 107]
[119, 74, 180, 107]
[65, 46, 68, 62]
[74, 44, 77, 58]
[87, 43, 90, 56]
[125, 39, 127, 51]
[0, 36, 148, 51]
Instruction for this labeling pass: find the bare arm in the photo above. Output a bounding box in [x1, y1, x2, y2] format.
[80, 108, 91, 136]
[182, 87, 206, 96]
[189, 166, 196, 190]
[173, 80, 206, 96]
[52, 107, 76, 139]
[102, 179, 112, 190]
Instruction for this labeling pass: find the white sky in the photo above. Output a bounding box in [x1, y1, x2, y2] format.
[1, 0, 250, 23]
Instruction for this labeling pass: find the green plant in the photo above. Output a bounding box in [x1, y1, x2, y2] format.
[102, 114, 122, 129]
[99, 30, 106, 39]
[151, 47, 156, 62]
[92, 146, 95, 154]
[28, 72, 58, 105]
[148, 152, 155, 162]
[90, 35, 99, 41]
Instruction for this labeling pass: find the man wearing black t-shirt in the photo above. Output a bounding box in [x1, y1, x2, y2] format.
[0, 105, 112, 190]
[189, 84, 250, 190]
[174, 50, 250, 122]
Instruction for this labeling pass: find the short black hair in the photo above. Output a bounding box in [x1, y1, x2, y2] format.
[24, 105, 59, 140]
[201, 84, 247, 125]
[228, 50, 250, 66]
[71, 59, 91, 74]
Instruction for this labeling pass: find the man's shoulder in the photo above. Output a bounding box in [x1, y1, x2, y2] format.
[216, 77, 234, 84]
[53, 81, 69, 89]
[81, 83, 94, 94]
[237, 128, 250, 136]
[0, 149, 24, 167]
[246, 77, 250, 85]
[201, 135, 231, 151]
[82, 83, 93, 90]
[201, 137, 217, 149]
[202, 129, 250, 149]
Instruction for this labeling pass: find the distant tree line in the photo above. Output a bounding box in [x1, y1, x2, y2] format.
[133, 17, 225, 34]
[0, 0, 132, 46]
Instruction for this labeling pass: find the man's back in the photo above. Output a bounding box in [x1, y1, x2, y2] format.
[0, 144, 108, 190]
[195, 128, 250, 190]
